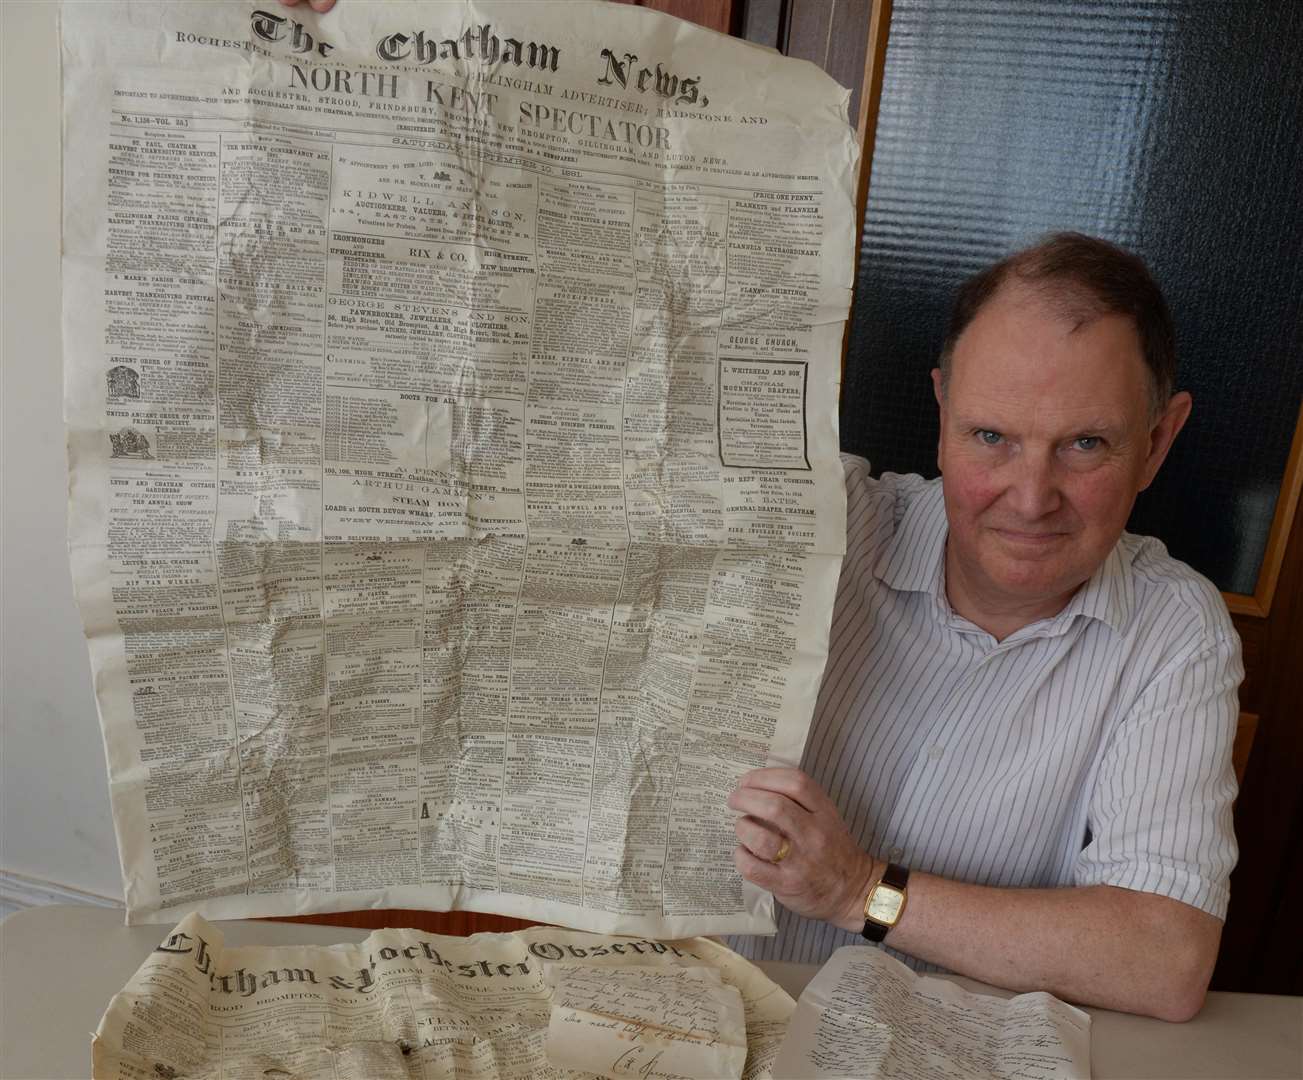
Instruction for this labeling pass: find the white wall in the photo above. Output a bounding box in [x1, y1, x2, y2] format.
[2, 1, 125, 906]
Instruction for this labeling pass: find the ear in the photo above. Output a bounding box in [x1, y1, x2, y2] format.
[931, 368, 946, 472]
[1139, 391, 1192, 491]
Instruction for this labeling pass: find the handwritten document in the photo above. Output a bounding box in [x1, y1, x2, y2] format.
[772, 947, 1090, 1080]
[545, 963, 748, 1079]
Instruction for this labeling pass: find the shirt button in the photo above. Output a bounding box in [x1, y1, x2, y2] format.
[928, 745, 944, 761]
[888, 846, 905, 862]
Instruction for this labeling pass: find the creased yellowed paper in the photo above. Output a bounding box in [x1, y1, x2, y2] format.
[62, 0, 857, 933]
[772, 946, 1091, 1080]
[545, 963, 748, 1079]
[91, 913, 794, 1080]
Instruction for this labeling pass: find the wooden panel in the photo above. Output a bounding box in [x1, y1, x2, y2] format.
[784, 1, 876, 124]
[741, 0, 786, 49]
[262, 910, 541, 935]
[1230, 614, 1266, 716]
[784, 1, 833, 67]
[607, 0, 737, 34]
[1232, 713, 1258, 787]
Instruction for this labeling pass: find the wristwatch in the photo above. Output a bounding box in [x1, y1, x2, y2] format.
[860, 862, 909, 942]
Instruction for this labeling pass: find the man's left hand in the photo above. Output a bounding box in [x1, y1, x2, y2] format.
[728, 767, 880, 933]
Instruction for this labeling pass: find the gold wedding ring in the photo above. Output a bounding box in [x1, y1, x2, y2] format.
[772, 837, 792, 864]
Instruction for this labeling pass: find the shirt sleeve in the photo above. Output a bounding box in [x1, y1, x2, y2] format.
[1074, 632, 1242, 919]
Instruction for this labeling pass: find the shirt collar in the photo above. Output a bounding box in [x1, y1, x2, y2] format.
[874, 479, 949, 596]
[873, 479, 1133, 636]
[1048, 542, 1133, 635]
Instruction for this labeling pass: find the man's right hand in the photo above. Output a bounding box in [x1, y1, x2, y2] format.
[728, 767, 881, 934]
[279, 0, 337, 12]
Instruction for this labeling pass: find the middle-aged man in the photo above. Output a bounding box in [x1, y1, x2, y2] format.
[726, 232, 1242, 1022]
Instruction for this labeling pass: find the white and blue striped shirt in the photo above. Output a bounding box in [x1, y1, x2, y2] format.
[731, 455, 1241, 967]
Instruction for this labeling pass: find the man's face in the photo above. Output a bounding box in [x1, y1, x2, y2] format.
[933, 284, 1190, 632]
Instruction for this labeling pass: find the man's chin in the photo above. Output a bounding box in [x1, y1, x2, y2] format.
[981, 541, 1079, 590]
[989, 528, 1072, 554]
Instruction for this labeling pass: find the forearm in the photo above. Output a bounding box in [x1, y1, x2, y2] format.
[837, 864, 1221, 1022]
[729, 768, 1222, 1021]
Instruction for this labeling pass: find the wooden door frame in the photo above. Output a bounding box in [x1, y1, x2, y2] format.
[1223, 404, 1303, 618]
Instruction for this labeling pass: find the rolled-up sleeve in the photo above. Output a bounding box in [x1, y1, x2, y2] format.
[1075, 633, 1242, 919]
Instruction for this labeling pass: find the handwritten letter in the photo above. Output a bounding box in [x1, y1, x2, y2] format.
[772, 947, 1090, 1080]
[544, 964, 749, 1079]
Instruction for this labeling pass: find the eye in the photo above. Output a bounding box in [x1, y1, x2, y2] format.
[974, 429, 1003, 446]
[1070, 435, 1103, 452]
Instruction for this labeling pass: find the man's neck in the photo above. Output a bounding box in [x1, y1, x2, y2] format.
[943, 546, 1080, 643]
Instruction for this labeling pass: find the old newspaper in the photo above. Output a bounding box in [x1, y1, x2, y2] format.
[92, 913, 795, 1079]
[62, 0, 857, 932]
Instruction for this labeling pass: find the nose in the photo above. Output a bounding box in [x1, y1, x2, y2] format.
[1003, 450, 1061, 520]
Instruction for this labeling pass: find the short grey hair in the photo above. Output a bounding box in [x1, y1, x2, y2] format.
[938, 232, 1177, 417]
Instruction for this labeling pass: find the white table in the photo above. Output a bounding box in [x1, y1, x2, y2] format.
[2, 906, 1299, 1079]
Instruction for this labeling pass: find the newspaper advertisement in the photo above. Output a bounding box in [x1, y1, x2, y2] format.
[772, 947, 1091, 1080]
[62, 0, 857, 932]
[91, 912, 796, 1079]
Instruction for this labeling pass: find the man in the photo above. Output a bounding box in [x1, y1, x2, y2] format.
[727, 233, 1241, 1022]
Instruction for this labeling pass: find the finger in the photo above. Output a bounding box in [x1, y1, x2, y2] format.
[734, 845, 785, 890]
[737, 766, 803, 789]
[737, 767, 827, 813]
[734, 815, 789, 863]
[309, 0, 337, 10]
[728, 787, 806, 835]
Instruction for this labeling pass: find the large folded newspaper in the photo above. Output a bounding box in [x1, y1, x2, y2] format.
[62, 0, 857, 933]
[91, 913, 795, 1080]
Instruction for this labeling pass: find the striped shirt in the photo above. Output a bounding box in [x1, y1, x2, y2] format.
[730, 455, 1241, 968]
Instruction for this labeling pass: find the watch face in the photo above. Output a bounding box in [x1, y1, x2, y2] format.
[866, 885, 905, 924]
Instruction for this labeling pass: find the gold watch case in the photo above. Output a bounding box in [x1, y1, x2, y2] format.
[864, 881, 907, 926]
